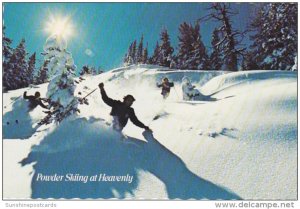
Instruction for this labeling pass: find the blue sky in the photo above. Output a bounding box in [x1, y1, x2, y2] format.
[3, 3, 255, 72]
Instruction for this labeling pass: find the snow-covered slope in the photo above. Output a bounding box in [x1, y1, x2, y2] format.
[3, 65, 297, 200]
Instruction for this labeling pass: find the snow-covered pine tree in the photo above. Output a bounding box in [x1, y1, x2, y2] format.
[210, 28, 223, 70]
[157, 28, 174, 67]
[249, 3, 297, 70]
[3, 26, 13, 91]
[124, 40, 137, 66]
[123, 53, 129, 66]
[241, 51, 259, 71]
[149, 41, 160, 65]
[27, 52, 36, 85]
[177, 22, 209, 70]
[204, 3, 246, 71]
[190, 22, 210, 70]
[131, 40, 137, 64]
[177, 22, 193, 69]
[7, 39, 29, 89]
[124, 43, 131, 66]
[41, 35, 79, 124]
[169, 55, 178, 69]
[2, 27, 12, 62]
[123, 47, 129, 66]
[136, 35, 144, 64]
[124, 43, 132, 66]
[141, 42, 149, 64]
[35, 60, 49, 85]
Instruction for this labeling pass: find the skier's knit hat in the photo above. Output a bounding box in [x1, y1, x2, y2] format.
[35, 91, 41, 98]
[123, 94, 135, 102]
[163, 77, 169, 82]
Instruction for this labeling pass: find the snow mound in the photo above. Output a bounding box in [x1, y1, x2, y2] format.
[201, 70, 296, 95]
[107, 65, 226, 87]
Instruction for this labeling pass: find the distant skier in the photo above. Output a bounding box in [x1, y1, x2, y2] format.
[181, 76, 200, 101]
[23, 91, 49, 110]
[157, 77, 174, 99]
[99, 82, 151, 131]
[181, 77, 217, 101]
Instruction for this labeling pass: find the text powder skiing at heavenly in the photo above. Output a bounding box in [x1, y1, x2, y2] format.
[35, 173, 133, 184]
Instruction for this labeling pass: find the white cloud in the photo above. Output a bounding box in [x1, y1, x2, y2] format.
[85, 49, 94, 57]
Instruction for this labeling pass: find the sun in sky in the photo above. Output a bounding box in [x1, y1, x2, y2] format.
[44, 13, 75, 40]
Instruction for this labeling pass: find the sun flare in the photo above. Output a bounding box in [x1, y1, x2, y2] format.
[45, 14, 74, 40]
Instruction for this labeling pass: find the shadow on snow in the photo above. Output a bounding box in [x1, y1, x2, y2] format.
[20, 117, 241, 200]
[3, 99, 38, 139]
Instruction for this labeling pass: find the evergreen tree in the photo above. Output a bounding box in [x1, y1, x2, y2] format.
[124, 43, 132, 66]
[27, 52, 36, 85]
[241, 51, 259, 71]
[191, 22, 210, 70]
[124, 36, 150, 66]
[177, 22, 209, 70]
[136, 35, 144, 64]
[3, 26, 13, 64]
[123, 53, 129, 66]
[35, 60, 49, 85]
[7, 39, 29, 89]
[177, 22, 194, 69]
[157, 28, 174, 67]
[149, 41, 160, 65]
[2, 26, 13, 91]
[249, 3, 297, 70]
[124, 40, 137, 66]
[131, 40, 137, 64]
[41, 35, 78, 124]
[210, 28, 223, 70]
[142, 42, 149, 64]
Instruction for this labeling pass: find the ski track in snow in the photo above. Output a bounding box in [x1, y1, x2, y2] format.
[3, 66, 297, 200]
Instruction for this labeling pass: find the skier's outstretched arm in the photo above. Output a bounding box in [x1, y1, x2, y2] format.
[169, 82, 174, 87]
[23, 91, 35, 100]
[23, 91, 29, 99]
[98, 83, 118, 107]
[38, 100, 49, 109]
[129, 109, 150, 130]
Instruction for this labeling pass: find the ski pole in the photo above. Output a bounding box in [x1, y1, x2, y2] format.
[173, 85, 180, 100]
[66, 88, 98, 113]
[82, 88, 97, 99]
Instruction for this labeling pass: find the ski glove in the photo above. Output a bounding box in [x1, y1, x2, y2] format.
[98, 83, 104, 89]
[145, 126, 152, 132]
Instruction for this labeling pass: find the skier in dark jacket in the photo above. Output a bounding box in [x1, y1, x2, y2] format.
[99, 82, 151, 131]
[157, 77, 174, 99]
[23, 91, 48, 110]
